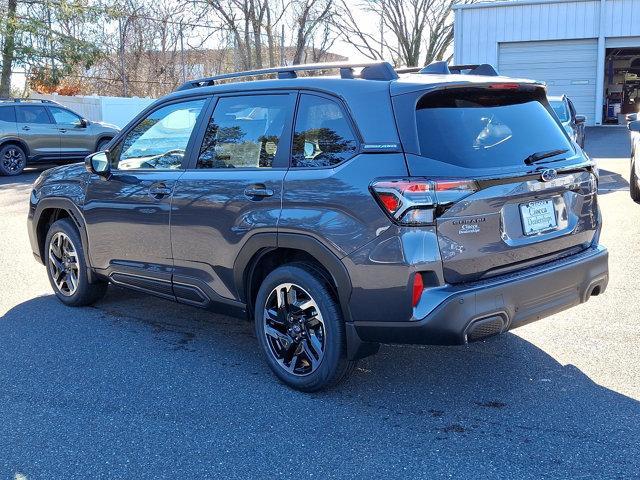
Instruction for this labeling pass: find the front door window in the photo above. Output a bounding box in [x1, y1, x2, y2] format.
[111, 99, 206, 171]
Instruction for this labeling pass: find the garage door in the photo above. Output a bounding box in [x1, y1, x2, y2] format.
[498, 39, 598, 125]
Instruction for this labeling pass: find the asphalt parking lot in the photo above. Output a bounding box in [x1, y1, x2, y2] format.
[0, 127, 639, 479]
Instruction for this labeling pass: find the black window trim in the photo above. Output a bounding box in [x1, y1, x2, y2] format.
[16, 104, 55, 125]
[108, 95, 212, 173]
[567, 98, 577, 120]
[185, 90, 297, 171]
[289, 90, 363, 170]
[47, 105, 83, 125]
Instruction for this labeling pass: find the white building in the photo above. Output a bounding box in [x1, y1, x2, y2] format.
[454, 0, 640, 125]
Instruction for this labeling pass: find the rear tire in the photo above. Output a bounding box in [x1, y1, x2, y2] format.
[254, 263, 356, 392]
[96, 138, 111, 152]
[631, 160, 640, 203]
[0, 144, 26, 176]
[45, 218, 108, 306]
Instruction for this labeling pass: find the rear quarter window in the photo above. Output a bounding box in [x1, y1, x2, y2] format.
[415, 88, 574, 169]
[0, 106, 16, 123]
[291, 94, 358, 168]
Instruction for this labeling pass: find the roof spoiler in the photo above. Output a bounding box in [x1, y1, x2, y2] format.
[396, 62, 500, 77]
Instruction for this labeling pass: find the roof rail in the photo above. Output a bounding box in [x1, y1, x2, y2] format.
[395, 67, 422, 74]
[0, 97, 58, 104]
[175, 61, 399, 91]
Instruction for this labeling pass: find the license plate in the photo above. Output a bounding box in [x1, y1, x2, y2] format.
[519, 199, 557, 236]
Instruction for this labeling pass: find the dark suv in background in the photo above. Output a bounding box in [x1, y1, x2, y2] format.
[0, 98, 118, 176]
[549, 94, 586, 148]
[27, 61, 609, 391]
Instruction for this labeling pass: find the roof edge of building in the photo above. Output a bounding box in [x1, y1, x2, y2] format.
[453, 0, 595, 11]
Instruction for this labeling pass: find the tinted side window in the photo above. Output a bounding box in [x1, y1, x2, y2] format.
[49, 107, 82, 125]
[197, 95, 290, 169]
[112, 98, 206, 170]
[291, 94, 357, 168]
[16, 106, 52, 124]
[0, 106, 16, 123]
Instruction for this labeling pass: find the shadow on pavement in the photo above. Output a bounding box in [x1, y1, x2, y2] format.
[0, 289, 637, 477]
[598, 168, 630, 194]
[0, 165, 53, 190]
[584, 126, 630, 159]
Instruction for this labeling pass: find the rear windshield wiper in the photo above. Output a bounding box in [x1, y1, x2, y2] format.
[523, 148, 569, 165]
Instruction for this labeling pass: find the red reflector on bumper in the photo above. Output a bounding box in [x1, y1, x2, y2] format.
[412, 273, 424, 307]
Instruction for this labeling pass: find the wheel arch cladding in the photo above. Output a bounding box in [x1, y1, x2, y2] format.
[37, 207, 72, 259]
[0, 138, 30, 157]
[235, 233, 353, 323]
[34, 199, 96, 282]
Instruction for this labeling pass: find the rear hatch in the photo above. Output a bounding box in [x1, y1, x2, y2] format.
[392, 82, 599, 283]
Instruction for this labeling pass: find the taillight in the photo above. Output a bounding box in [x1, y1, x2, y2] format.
[371, 178, 478, 225]
[488, 83, 520, 89]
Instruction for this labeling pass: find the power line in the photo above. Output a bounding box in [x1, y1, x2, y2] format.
[10, 69, 178, 86]
[10, 4, 279, 39]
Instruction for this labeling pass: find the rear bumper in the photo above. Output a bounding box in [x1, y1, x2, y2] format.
[351, 245, 609, 346]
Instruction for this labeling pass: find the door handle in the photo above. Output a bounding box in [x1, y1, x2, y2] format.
[148, 183, 172, 199]
[244, 184, 274, 198]
[59, 128, 67, 133]
[22, 126, 30, 131]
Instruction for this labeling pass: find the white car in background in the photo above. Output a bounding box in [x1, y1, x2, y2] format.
[628, 119, 640, 202]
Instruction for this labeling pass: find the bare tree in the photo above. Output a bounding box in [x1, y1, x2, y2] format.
[290, 0, 333, 65]
[335, 0, 462, 67]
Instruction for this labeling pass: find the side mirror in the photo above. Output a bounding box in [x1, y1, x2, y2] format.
[629, 120, 640, 132]
[79, 118, 89, 128]
[85, 151, 111, 177]
[575, 115, 586, 124]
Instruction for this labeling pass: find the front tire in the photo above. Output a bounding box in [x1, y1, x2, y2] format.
[96, 138, 111, 152]
[631, 160, 640, 203]
[45, 218, 107, 306]
[254, 263, 356, 392]
[0, 144, 26, 176]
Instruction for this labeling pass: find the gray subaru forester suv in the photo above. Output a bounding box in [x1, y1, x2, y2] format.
[27, 61, 609, 391]
[0, 98, 118, 176]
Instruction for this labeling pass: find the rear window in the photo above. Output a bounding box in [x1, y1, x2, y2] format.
[16, 105, 52, 124]
[0, 106, 16, 123]
[550, 100, 569, 122]
[415, 88, 573, 169]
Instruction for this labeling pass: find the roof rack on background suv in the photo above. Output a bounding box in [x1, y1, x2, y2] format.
[175, 61, 399, 91]
[0, 97, 58, 104]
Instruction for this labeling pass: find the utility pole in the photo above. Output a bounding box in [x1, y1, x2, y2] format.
[380, 0, 385, 60]
[46, 0, 56, 83]
[118, 18, 128, 97]
[179, 27, 186, 84]
[232, 34, 239, 71]
[280, 24, 285, 66]
[0, 0, 18, 97]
